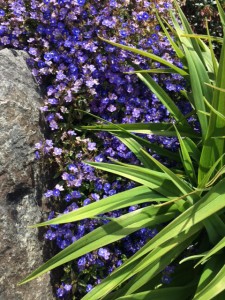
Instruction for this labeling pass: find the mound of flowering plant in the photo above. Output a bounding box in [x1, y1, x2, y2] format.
[19, 1, 225, 299]
[1, 0, 191, 297]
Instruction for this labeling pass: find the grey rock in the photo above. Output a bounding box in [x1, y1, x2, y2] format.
[0, 49, 54, 300]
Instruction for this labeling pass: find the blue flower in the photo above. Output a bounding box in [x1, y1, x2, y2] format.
[0, 25, 6, 36]
[44, 190, 53, 198]
[56, 288, 65, 298]
[86, 284, 93, 293]
[83, 198, 91, 206]
[161, 275, 172, 284]
[71, 190, 81, 198]
[77, 257, 86, 270]
[0, 9, 6, 17]
[53, 189, 60, 197]
[77, 0, 86, 6]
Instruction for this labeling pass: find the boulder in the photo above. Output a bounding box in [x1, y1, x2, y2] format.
[0, 49, 54, 300]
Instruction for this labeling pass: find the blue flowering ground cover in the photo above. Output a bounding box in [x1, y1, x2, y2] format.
[0, 0, 203, 298]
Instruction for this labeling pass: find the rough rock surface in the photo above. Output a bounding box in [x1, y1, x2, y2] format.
[0, 49, 54, 300]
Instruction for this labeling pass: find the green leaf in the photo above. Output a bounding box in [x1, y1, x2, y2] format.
[85, 178, 225, 298]
[205, 19, 218, 76]
[106, 232, 198, 298]
[182, 48, 210, 139]
[206, 165, 225, 187]
[203, 96, 225, 122]
[116, 284, 194, 300]
[124, 68, 177, 74]
[30, 186, 166, 227]
[138, 148, 195, 205]
[180, 33, 223, 44]
[199, 33, 225, 182]
[98, 36, 188, 76]
[76, 109, 181, 162]
[156, 11, 184, 59]
[194, 256, 225, 299]
[170, 9, 212, 138]
[216, 0, 225, 30]
[182, 137, 201, 162]
[174, 125, 197, 184]
[83, 225, 200, 300]
[19, 205, 176, 285]
[81, 122, 199, 139]
[180, 254, 206, 265]
[196, 237, 225, 267]
[198, 154, 225, 190]
[173, 3, 206, 66]
[86, 161, 190, 200]
[195, 255, 224, 297]
[205, 83, 225, 93]
[136, 72, 191, 128]
[112, 131, 157, 170]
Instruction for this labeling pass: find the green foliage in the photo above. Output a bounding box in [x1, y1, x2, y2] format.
[20, 1, 225, 299]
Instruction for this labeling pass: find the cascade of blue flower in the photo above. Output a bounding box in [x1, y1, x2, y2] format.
[0, 0, 190, 298]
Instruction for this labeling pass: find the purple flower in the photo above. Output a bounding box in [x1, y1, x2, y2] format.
[95, 154, 105, 162]
[68, 164, 78, 172]
[161, 275, 172, 284]
[77, 257, 86, 270]
[65, 194, 72, 202]
[83, 198, 91, 206]
[67, 130, 76, 136]
[53, 147, 62, 156]
[86, 284, 93, 293]
[56, 288, 65, 298]
[71, 190, 81, 198]
[64, 284, 72, 292]
[107, 104, 117, 112]
[91, 193, 100, 201]
[35, 142, 42, 150]
[88, 142, 97, 151]
[28, 47, 38, 56]
[44, 190, 53, 198]
[49, 120, 59, 130]
[98, 248, 110, 260]
[45, 230, 56, 240]
[34, 151, 40, 160]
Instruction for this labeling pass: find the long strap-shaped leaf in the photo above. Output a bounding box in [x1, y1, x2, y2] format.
[105, 232, 198, 298]
[30, 186, 166, 227]
[19, 205, 176, 285]
[82, 225, 201, 300]
[81, 122, 200, 139]
[113, 132, 158, 170]
[116, 285, 194, 300]
[174, 1, 206, 67]
[86, 161, 188, 199]
[136, 72, 191, 128]
[196, 237, 225, 267]
[139, 148, 195, 205]
[199, 32, 225, 182]
[76, 109, 181, 162]
[84, 179, 225, 298]
[174, 125, 197, 185]
[170, 12, 211, 139]
[194, 256, 225, 299]
[98, 36, 188, 76]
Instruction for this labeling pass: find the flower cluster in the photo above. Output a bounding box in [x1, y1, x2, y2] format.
[1, 0, 192, 298]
